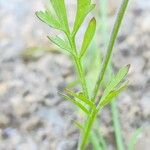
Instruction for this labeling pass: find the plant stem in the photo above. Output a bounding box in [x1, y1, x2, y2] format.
[90, 131, 103, 150]
[89, 115, 108, 149]
[67, 31, 91, 150]
[100, 0, 125, 148]
[67, 34, 89, 99]
[74, 57, 89, 99]
[111, 100, 125, 150]
[78, 0, 130, 148]
[79, 109, 97, 150]
[92, 0, 129, 101]
[67, 35, 94, 149]
[69, 1, 129, 149]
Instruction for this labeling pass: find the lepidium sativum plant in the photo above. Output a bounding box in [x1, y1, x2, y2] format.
[36, 0, 130, 149]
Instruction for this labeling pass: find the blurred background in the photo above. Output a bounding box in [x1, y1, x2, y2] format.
[0, 0, 150, 149]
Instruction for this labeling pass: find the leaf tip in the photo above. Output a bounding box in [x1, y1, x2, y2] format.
[35, 11, 40, 19]
[91, 17, 96, 24]
[90, 17, 96, 31]
[127, 64, 131, 70]
[47, 36, 53, 43]
[35, 11, 43, 18]
[125, 64, 131, 74]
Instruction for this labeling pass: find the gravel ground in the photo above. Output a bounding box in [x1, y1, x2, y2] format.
[0, 0, 150, 150]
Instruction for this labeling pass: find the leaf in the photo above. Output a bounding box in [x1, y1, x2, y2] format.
[78, 92, 97, 110]
[50, 0, 69, 33]
[103, 65, 130, 99]
[66, 80, 79, 89]
[80, 18, 96, 58]
[99, 81, 129, 109]
[73, 0, 95, 35]
[47, 36, 71, 53]
[65, 89, 96, 109]
[97, 65, 130, 109]
[36, 11, 61, 30]
[60, 93, 89, 114]
[73, 120, 83, 130]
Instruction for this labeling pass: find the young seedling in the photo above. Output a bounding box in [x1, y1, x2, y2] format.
[36, 0, 130, 149]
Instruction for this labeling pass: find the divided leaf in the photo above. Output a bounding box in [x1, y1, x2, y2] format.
[47, 36, 71, 53]
[50, 0, 69, 32]
[103, 65, 130, 98]
[60, 93, 90, 114]
[73, 0, 95, 35]
[80, 18, 96, 58]
[98, 65, 130, 109]
[65, 89, 96, 110]
[36, 11, 61, 30]
[73, 120, 83, 130]
[99, 81, 129, 108]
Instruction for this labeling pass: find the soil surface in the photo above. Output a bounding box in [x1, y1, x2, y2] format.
[0, 0, 150, 150]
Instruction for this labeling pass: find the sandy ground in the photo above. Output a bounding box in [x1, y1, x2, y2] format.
[0, 0, 150, 149]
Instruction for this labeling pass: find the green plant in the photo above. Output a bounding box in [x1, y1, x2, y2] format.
[88, 1, 145, 150]
[92, 1, 125, 149]
[36, 0, 130, 149]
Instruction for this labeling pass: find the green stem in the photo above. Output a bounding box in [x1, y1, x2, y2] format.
[90, 131, 103, 150]
[79, 110, 97, 150]
[74, 57, 89, 99]
[111, 100, 125, 150]
[92, 0, 129, 101]
[90, 120, 108, 150]
[79, 0, 130, 148]
[67, 34, 89, 99]
[67, 31, 91, 150]
[100, 0, 125, 149]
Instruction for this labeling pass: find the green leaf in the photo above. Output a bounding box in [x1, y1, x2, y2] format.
[73, 0, 95, 35]
[50, 0, 69, 33]
[47, 36, 71, 53]
[60, 93, 90, 114]
[65, 89, 96, 109]
[80, 18, 96, 58]
[97, 65, 130, 109]
[36, 11, 61, 30]
[99, 81, 129, 109]
[66, 80, 79, 89]
[73, 120, 83, 130]
[103, 65, 130, 99]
